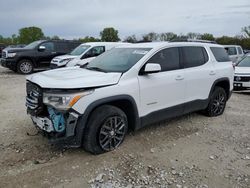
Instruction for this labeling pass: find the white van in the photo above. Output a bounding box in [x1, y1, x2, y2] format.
[224, 45, 244, 64]
[50, 42, 129, 68]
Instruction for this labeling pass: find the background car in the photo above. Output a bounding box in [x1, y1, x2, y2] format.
[1, 40, 81, 74]
[234, 54, 250, 90]
[224, 45, 244, 63]
[0, 43, 7, 58]
[50, 42, 130, 69]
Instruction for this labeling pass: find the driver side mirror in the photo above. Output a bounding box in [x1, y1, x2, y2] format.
[38, 45, 46, 51]
[140, 63, 161, 75]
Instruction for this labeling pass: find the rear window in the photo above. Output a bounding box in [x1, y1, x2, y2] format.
[210, 47, 230, 62]
[181, 47, 208, 68]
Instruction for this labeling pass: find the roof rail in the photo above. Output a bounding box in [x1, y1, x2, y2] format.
[170, 38, 217, 44]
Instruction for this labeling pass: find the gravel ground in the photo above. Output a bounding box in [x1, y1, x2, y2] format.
[0, 66, 249, 188]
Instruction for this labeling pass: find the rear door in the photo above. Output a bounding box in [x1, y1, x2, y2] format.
[138, 47, 186, 121]
[180, 46, 214, 112]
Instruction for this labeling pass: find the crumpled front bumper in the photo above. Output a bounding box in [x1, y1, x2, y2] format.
[30, 111, 83, 147]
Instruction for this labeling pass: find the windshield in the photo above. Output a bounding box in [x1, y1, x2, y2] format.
[24, 41, 43, 49]
[70, 45, 90, 56]
[86, 48, 152, 73]
[237, 56, 250, 67]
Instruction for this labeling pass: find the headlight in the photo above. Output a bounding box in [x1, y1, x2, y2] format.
[8, 53, 16, 58]
[60, 58, 74, 64]
[43, 90, 94, 110]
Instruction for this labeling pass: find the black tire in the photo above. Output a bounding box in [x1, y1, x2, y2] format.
[17, 59, 33, 74]
[83, 105, 128, 154]
[204, 86, 227, 117]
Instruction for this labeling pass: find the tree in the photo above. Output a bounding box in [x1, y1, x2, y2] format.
[100, 27, 120, 42]
[79, 36, 100, 43]
[159, 32, 177, 41]
[200, 33, 215, 41]
[123, 35, 138, 43]
[142, 32, 159, 42]
[242, 26, 250, 38]
[186, 32, 201, 39]
[18, 26, 45, 44]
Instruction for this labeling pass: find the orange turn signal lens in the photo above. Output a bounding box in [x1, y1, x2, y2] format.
[69, 95, 82, 107]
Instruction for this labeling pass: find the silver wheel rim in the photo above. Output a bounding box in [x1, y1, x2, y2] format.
[20, 61, 32, 73]
[99, 116, 126, 151]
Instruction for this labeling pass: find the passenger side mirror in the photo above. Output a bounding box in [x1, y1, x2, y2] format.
[38, 45, 46, 51]
[141, 63, 161, 75]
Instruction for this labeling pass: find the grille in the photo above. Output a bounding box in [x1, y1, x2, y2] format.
[26, 82, 43, 114]
[234, 76, 250, 82]
[2, 51, 7, 58]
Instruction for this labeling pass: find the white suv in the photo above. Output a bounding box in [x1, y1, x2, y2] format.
[224, 45, 244, 63]
[26, 42, 234, 154]
[50, 42, 128, 69]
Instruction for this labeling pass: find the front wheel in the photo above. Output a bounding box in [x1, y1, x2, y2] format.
[83, 105, 128, 154]
[204, 86, 227, 117]
[17, 59, 33, 74]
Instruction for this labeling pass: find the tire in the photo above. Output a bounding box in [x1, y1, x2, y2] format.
[204, 86, 227, 117]
[17, 59, 33, 74]
[83, 105, 128, 154]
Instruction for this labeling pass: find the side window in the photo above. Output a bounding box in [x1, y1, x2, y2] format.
[181, 47, 208, 68]
[147, 47, 180, 71]
[55, 42, 68, 52]
[84, 46, 105, 58]
[225, 47, 237, 55]
[210, 47, 230, 62]
[41, 42, 54, 52]
[237, 47, 243, 55]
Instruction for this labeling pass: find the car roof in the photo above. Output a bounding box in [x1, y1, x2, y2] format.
[223, 45, 242, 48]
[116, 42, 223, 49]
[81, 42, 129, 46]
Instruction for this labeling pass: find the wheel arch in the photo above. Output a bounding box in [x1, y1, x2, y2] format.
[75, 95, 141, 146]
[209, 77, 231, 100]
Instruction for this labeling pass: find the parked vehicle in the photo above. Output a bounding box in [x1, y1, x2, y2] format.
[1, 40, 81, 74]
[234, 54, 250, 90]
[0, 43, 7, 58]
[26, 41, 234, 154]
[50, 42, 129, 69]
[243, 49, 250, 54]
[224, 45, 244, 63]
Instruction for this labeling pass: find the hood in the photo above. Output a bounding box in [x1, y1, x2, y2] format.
[235, 66, 250, 75]
[53, 54, 78, 61]
[6, 48, 32, 53]
[26, 67, 122, 89]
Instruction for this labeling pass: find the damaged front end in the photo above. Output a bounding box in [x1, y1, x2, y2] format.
[26, 81, 84, 147]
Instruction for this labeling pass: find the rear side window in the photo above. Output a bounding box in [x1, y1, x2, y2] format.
[147, 47, 180, 71]
[225, 47, 237, 55]
[210, 47, 230, 62]
[55, 42, 69, 52]
[181, 47, 208, 68]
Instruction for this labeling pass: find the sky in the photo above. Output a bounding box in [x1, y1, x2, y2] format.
[0, 0, 250, 40]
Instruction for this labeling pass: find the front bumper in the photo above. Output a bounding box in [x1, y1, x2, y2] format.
[30, 110, 84, 147]
[1, 58, 17, 70]
[50, 63, 65, 69]
[234, 81, 250, 90]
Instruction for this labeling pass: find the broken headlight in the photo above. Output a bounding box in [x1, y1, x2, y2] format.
[43, 90, 94, 110]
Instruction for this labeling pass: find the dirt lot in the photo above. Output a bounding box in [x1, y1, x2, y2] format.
[0, 66, 249, 188]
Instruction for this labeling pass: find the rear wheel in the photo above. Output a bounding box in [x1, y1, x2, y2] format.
[17, 59, 33, 74]
[83, 105, 128, 154]
[204, 86, 227, 117]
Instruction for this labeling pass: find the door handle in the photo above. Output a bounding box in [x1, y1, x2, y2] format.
[209, 71, 216, 76]
[51, 52, 57, 54]
[175, 75, 184, 81]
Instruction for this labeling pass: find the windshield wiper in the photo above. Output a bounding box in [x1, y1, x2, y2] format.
[86, 66, 107, 73]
